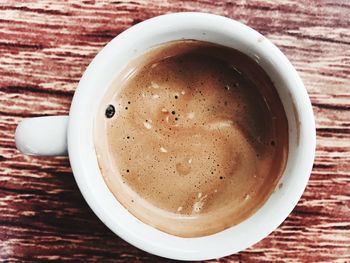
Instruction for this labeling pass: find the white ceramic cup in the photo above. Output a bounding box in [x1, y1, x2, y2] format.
[15, 12, 316, 260]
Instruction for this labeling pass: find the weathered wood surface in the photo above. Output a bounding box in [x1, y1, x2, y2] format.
[0, 0, 349, 262]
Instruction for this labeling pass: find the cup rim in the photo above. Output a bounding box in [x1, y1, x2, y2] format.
[68, 12, 316, 260]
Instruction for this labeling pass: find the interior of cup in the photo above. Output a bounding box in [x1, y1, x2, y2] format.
[68, 13, 316, 260]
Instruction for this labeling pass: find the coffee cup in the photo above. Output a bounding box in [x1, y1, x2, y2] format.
[15, 12, 316, 260]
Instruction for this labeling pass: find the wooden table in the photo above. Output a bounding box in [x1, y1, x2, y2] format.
[1, 0, 349, 262]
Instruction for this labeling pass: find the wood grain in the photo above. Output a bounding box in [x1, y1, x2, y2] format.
[1, 0, 349, 262]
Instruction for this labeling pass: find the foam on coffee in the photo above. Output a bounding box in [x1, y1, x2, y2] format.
[94, 40, 288, 237]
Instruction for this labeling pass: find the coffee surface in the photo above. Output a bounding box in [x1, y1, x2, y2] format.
[94, 40, 288, 237]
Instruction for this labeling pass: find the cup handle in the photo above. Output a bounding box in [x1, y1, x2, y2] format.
[15, 116, 69, 156]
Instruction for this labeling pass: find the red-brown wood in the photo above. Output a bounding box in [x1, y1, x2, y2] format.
[0, 0, 349, 262]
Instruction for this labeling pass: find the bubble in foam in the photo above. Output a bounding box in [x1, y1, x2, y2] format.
[193, 203, 202, 213]
[150, 81, 160, 89]
[160, 147, 168, 153]
[192, 194, 207, 214]
[105, 104, 115, 118]
[150, 62, 159, 68]
[143, 120, 152, 129]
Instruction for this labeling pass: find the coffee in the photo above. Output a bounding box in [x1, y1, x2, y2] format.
[94, 40, 288, 237]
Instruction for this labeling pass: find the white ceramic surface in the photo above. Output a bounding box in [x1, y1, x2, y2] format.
[15, 13, 316, 260]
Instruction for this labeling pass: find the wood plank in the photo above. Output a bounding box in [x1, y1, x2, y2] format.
[0, 0, 349, 261]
